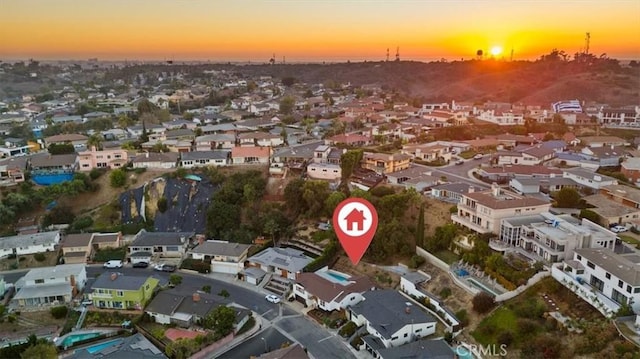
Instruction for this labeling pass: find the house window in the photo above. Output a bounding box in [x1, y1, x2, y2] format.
[618, 280, 624, 288]
[403, 333, 408, 338]
[626, 285, 632, 294]
[576, 254, 582, 261]
[587, 261, 595, 269]
[166, 246, 179, 252]
[415, 328, 422, 332]
[35, 279, 44, 284]
[605, 272, 611, 279]
[634, 287, 640, 294]
[117, 291, 124, 297]
[391, 336, 398, 341]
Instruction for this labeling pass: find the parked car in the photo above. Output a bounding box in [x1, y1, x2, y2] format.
[103, 260, 123, 269]
[473, 154, 483, 160]
[132, 261, 149, 268]
[265, 294, 281, 304]
[81, 300, 93, 306]
[455, 160, 464, 165]
[611, 225, 628, 233]
[154, 263, 176, 272]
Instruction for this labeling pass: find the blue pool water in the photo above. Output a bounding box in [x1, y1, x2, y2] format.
[455, 268, 470, 277]
[327, 271, 349, 282]
[32, 173, 74, 186]
[86, 339, 122, 354]
[61, 332, 103, 347]
[467, 278, 500, 297]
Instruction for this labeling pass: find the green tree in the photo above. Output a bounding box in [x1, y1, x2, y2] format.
[48, 143, 75, 155]
[202, 306, 236, 338]
[279, 96, 295, 115]
[340, 149, 363, 182]
[218, 289, 230, 298]
[284, 178, 306, 216]
[302, 180, 331, 217]
[263, 218, 280, 246]
[281, 77, 296, 87]
[201, 285, 211, 294]
[472, 292, 495, 314]
[324, 191, 346, 215]
[554, 187, 581, 208]
[169, 274, 183, 286]
[157, 197, 168, 213]
[20, 343, 58, 359]
[579, 209, 600, 224]
[109, 169, 126, 188]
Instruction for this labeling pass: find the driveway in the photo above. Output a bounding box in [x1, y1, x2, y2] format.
[276, 316, 356, 359]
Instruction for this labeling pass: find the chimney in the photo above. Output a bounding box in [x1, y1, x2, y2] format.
[491, 183, 501, 196]
[468, 186, 475, 193]
[192, 292, 201, 302]
[405, 306, 411, 314]
[110, 273, 117, 281]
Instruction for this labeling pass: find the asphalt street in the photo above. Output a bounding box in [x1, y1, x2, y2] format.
[218, 327, 289, 359]
[415, 156, 491, 189]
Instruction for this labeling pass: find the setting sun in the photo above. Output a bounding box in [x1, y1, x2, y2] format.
[490, 46, 503, 57]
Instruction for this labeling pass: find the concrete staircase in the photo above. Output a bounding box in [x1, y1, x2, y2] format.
[264, 275, 291, 297]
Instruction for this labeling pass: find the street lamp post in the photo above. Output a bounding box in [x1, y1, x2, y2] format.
[261, 337, 268, 353]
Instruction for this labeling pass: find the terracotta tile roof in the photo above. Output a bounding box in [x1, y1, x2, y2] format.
[231, 146, 270, 158]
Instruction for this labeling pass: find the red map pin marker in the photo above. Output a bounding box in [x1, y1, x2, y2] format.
[333, 198, 378, 265]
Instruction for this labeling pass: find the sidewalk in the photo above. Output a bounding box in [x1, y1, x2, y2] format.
[206, 312, 265, 358]
[205, 272, 271, 296]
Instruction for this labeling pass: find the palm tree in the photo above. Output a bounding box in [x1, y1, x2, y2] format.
[87, 134, 103, 151]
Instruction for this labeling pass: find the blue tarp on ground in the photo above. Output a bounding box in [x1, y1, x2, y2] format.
[153, 177, 214, 233]
[119, 190, 133, 224]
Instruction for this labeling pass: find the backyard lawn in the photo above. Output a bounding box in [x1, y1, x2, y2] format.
[471, 306, 517, 345]
[434, 250, 459, 265]
[618, 234, 640, 249]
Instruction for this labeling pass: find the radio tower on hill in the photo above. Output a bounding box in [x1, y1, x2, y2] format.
[395, 47, 400, 62]
[386, 48, 390, 62]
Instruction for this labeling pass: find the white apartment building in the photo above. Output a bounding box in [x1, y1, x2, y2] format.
[499, 212, 616, 263]
[554, 247, 640, 316]
[452, 184, 551, 234]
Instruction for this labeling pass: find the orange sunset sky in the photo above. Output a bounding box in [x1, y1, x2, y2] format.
[1, 0, 639, 62]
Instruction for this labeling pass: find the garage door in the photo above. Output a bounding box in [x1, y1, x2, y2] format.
[211, 263, 239, 274]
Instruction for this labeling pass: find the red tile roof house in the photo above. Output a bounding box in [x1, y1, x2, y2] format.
[325, 133, 372, 147]
[231, 146, 271, 165]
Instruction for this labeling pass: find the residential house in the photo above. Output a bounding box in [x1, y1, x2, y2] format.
[553, 247, 640, 317]
[238, 132, 283, 147]
[385, 165, 440, 192]
[44, 133, 88, 148]
[401, 144, 453, 163]
[600, 185, 640, 210]
[498, 212, 616, 263]
[129, 230, 194, 258]
[478, 165, 563, 183]
[145, 290, 226, 327]
[30, 153, 78, 174]
[0, 231, 61, 258]
[373, 339, 456, 359]
[621, 158, 640, 184]
[131, 152, 179, 169]
[293, 268, 376, 311]
[231, 146, 271, 165]
[430, 183, 482, 204]
[78, 147, 128, 171]
[165, 128, 196, 142]
[583, 194, 640, 227]
[247, 247, 314, 280]
[581, 145, 626, 167]
[579, 136, 628, 148]
[126, 124, 164, 140]
[194, 134, 236, 151]
[562, 168, 618, 191]
[163, 119, 197, 131]
[141, 139, 192, 153]
[306, 145, 342, 181]
[189, 240, 252, 274]
[0, 156, 27, 185]
[62, 233, 93, 264]
[66, 333, 167, 359]
[509, 177, 578, 195]
[362, 152, 411, 174]
[452, 184, 551, 234]
[180, 151, 229, 168]
[90, 272, 159, 310]
[476, 109, 525, 125]
[597, 107, 640, 128]
[12, 264, 86, 308]
[348, 290, 437, 350]
[399, 272, 461, 332]
[62, 232, 122, 264]
[325, 134, 372, 147]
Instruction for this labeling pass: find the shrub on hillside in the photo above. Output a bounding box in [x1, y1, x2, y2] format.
[34, 253, 46, 262]
[50, 305, 68, 319]
[472, 292, 495, 314]
[180, 258, 210, 273]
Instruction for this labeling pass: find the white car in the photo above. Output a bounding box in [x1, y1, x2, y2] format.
[611, 225, 628, 233]
[154, 263, 165, 271]
[265, 294, 281, 304]
[103, 260, 123, 268]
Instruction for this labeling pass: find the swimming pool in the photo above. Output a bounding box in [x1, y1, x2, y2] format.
[85, 339, 122, 354]
[467, 278, 500, 297]
[454, 268, 470, 277]
[60, 332, 103, 348]
[326, 271, 350, 282]
[32, 173, 74, 186]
